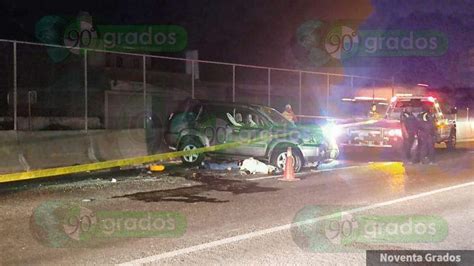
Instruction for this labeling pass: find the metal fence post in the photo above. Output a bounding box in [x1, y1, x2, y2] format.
[143, 55, 147, 129]
[191, 60, 195, 99]
[467, 107, 470, 122]
[267, 69, 271, 106]
[13, 41, 17, 131]
[298, 71, 302, 115]
[84, 49, 88, 131]
[232, 65, 236, 102]
[326, 74, 330, 112]
[391, 76, 395, 97]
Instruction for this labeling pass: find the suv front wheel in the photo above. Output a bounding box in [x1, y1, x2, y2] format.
[179, 137, 205, 167]
[271, 147, 303, 173]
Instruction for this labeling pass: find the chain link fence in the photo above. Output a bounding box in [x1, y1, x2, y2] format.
[0, 39, 393, 132]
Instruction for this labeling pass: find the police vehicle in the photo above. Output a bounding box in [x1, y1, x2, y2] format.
[340, 94, 457, 150]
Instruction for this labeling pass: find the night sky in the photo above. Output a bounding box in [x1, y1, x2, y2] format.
[1, 0, 473, 88]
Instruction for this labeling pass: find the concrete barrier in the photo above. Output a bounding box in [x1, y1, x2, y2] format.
[18, 131, 92, 170]
[0, 129, 155, 175]
[89, 129, 148, 161]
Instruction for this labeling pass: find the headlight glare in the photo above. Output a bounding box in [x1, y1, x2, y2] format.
[322, 124, 342, 138]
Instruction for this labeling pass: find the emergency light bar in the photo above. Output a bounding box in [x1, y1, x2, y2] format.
[354, 96, 387, 101]
[342, 97, 388, 102]
[341, 98, 355, 102]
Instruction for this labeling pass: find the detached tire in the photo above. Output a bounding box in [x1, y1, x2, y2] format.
[179, 137, 205, 167]
[446, 129, 456, 151]
[271, 147, 304, 173]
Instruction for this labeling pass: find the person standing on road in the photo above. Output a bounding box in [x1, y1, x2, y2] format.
[400, 107, 419, 163]
[417, 107, 437, 164]
[282, 104, 298, 123]
[368, 103, 380, 119]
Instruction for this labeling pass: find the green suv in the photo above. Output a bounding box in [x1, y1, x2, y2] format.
[165, 100, 339, 172]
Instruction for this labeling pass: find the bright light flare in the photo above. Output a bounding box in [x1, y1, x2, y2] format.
[387, 128, 402, 137]
[322, 123, 343, 138]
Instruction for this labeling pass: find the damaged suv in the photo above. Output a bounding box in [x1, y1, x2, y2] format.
[165, 100, 339, 172]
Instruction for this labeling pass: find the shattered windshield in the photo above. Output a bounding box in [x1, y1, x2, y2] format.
[259, 106, 296, 128]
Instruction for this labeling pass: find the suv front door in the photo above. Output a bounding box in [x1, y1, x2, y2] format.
[225, 107, 269, 157]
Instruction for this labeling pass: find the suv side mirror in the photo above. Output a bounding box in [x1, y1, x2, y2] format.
[450, 107, 458, 115]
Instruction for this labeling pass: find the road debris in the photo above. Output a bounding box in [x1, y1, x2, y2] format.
[81, 198, 94, 202]
[240, 158, 276, 175]
[150, 164, 166, 172]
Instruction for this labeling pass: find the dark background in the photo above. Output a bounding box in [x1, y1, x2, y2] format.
[0, 0, 473, 101]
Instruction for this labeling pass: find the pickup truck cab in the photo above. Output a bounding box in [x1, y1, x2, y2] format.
[385, 95, 457, 149]
[340, 95, 457, 150]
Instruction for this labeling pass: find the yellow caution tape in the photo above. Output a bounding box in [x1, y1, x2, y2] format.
[0, 132, 291, 183]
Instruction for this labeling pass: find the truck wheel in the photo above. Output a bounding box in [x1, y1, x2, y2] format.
[179, 137, 205, 167]
[392, 141, 404, 157]
[271, 147, 303, 173]
[446, 130, 456, 151]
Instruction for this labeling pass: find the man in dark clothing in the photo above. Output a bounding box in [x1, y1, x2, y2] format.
[417, 108, 437, 164]
[400, 107, 419, 163]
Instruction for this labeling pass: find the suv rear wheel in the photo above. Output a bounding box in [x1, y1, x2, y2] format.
[271, 147, 303, 173]
[179, 137, 205, 166]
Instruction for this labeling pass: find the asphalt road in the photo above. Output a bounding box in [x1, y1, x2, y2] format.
[0, 143, 473, 265]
